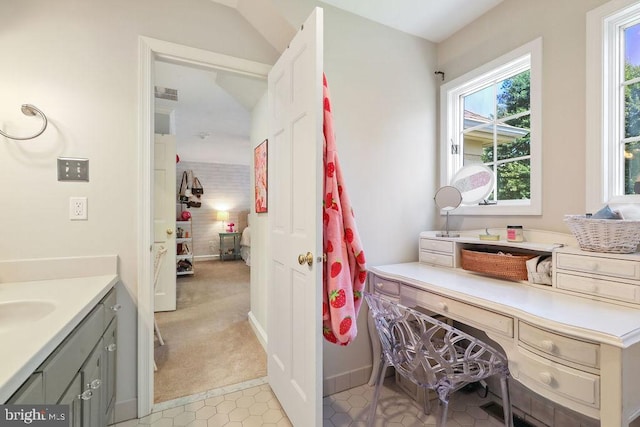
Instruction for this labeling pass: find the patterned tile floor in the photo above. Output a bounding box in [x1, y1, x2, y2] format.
[114, 376, 504, 427]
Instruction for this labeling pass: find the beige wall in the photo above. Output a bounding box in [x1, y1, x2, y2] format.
[437, 0, 611, 233]
[0, 0, 278, 418]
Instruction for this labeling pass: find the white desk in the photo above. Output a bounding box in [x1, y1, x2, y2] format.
[369, 260, 640, 427]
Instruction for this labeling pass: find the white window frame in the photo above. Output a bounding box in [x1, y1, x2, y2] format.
[440, 37, 542, 216]
[586, 0, 640, 212]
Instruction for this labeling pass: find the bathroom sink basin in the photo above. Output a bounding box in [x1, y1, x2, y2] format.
[0, 301, 57, 333]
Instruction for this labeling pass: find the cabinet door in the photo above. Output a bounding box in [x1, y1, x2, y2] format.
[102, 320, 117, 425]
[8, 373, 44, 404]
[58, 373, 82, 427]
[81, 340, 103, 427]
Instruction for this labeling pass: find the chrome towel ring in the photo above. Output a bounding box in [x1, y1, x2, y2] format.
[0, 104, 48, 140]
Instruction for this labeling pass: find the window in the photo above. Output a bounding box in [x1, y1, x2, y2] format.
[440, 38, 542, 215]
[587, 0, 640, 211]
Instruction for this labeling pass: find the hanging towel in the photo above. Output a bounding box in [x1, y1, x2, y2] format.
[322, 73, 367, 346]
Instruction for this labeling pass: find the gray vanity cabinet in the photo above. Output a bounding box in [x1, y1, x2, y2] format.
[59, 373, 82, 427]
[7, 286, 119, 427]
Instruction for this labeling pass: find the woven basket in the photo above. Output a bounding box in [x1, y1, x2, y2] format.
[460, 248, 536, 281]
[564, 215, 640, 254]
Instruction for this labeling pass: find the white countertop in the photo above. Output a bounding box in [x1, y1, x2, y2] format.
[0, 265, 118, 402]
[370, 262, 640, 348]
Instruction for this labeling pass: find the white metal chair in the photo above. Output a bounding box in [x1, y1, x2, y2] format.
[153, 245, 168, 370]
[364, 292, 514, 427]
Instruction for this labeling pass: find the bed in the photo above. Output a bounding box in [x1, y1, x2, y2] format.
[240, 225, 251, 266]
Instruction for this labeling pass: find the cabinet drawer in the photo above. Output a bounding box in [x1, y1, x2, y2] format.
[41, 304, 105, 402]
[556, 253, 640, 281]
[515, 348, 600, 408]
[370, 275, 400, 297]
[518, 321, 599, 369]
[407, 289, 513, 337]
[101, 288, 119, 328]
[419, 238, 453, 254]
[419, 251, 454, 267]
[556, 272, 639, 303]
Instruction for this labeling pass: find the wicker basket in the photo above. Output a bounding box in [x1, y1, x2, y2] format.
[460, 248, 536, 281]
[564, 215, 640, 254]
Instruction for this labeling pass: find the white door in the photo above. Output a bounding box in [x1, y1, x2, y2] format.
[154, 134, 177, 312]
[267, 8, 323, 427]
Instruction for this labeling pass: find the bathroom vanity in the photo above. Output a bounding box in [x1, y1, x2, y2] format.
[0, 256, 119, 427]
[369, 230, 640, 426]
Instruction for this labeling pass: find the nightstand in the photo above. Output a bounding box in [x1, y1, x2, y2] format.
[219, 232, 242, 261]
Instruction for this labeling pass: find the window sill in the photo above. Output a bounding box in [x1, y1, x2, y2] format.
[446, 201, 541, 216]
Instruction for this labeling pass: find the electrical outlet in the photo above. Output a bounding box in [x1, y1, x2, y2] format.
[69, 197, 88, 220]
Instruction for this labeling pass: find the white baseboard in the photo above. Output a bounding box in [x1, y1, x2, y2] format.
[248, 311, 267, 351]
[323, 365, 372, 397]
[114, 398, 138, 423]
[194, 255, 218, 262]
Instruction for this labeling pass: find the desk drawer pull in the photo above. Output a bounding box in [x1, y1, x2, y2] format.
[437, 301, 448, 311]
[540, 340, 555, 352]
[539, 371, 554, 386]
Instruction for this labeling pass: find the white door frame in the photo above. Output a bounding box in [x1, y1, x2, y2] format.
[137, 36, 271, 417]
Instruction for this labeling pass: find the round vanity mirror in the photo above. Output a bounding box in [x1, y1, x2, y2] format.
[434, 186, 462, 237]
[452, 164, 495, 205]
[434, 186, 462, 211]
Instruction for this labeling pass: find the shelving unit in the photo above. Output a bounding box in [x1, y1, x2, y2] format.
[176, 220, 194, 276]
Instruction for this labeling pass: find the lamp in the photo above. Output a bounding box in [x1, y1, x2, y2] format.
[216, 211, 229, 230]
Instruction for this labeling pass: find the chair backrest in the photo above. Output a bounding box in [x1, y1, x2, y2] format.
[364, 292, 508, 390]
[153, 245, 168, 288]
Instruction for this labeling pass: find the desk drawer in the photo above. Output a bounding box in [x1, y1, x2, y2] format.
[556, 272, 639, 304]
[556, 253, 640, 281]
[419, 238, 454, 254]
[419, 251, 454, 268]
[518, 321, 599, 369]
[406, 289, 513, 338]
[369, 275, 401, 297]
[515, 348, 600, 409]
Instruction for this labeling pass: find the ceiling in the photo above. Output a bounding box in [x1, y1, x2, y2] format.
[212, 0, 504, 43]
[316, 0, 503, 42]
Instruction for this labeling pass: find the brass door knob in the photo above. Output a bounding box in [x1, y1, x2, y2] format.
[166, 228, 174, 235]
[298, 252, 314, 266]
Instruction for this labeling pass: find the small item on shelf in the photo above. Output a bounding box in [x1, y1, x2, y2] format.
[479, 228, 500, 241]
[227, 222, 235, 233]
[506, 225, 524, 242]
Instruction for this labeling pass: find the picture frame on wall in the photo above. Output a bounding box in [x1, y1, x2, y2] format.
[254, 139, 268, 213]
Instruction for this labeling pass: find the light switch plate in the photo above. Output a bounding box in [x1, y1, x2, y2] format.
[57, 157, 89, 181]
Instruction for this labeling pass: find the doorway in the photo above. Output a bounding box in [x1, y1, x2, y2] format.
[137, 36, 272, 417]
[152, 59, 267, 404]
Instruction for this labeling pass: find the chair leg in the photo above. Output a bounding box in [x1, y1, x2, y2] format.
[500, 374, 514, 427]
[367, 355, 387, 427]
[421, 388, 432, 416]
[154, 316, 165, 346]
[437, 398, 449, 427]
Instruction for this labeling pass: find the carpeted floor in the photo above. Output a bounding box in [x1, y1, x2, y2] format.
[153, 259, 266, 403]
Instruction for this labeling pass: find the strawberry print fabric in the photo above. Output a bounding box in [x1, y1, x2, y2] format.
[322, 73, 367, 346]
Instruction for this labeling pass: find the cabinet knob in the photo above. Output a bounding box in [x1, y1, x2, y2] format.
[437, 301, 448, 312]
[89, 379, 102, 390]
[539, 371, 554, 385]
[540, 340, 555, 352]
[78, 390, 93, 401]
[105, 343, 117, 352]
[110, 304, 122, 312]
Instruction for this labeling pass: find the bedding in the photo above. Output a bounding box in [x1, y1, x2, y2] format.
[240, 226, 251, 266]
